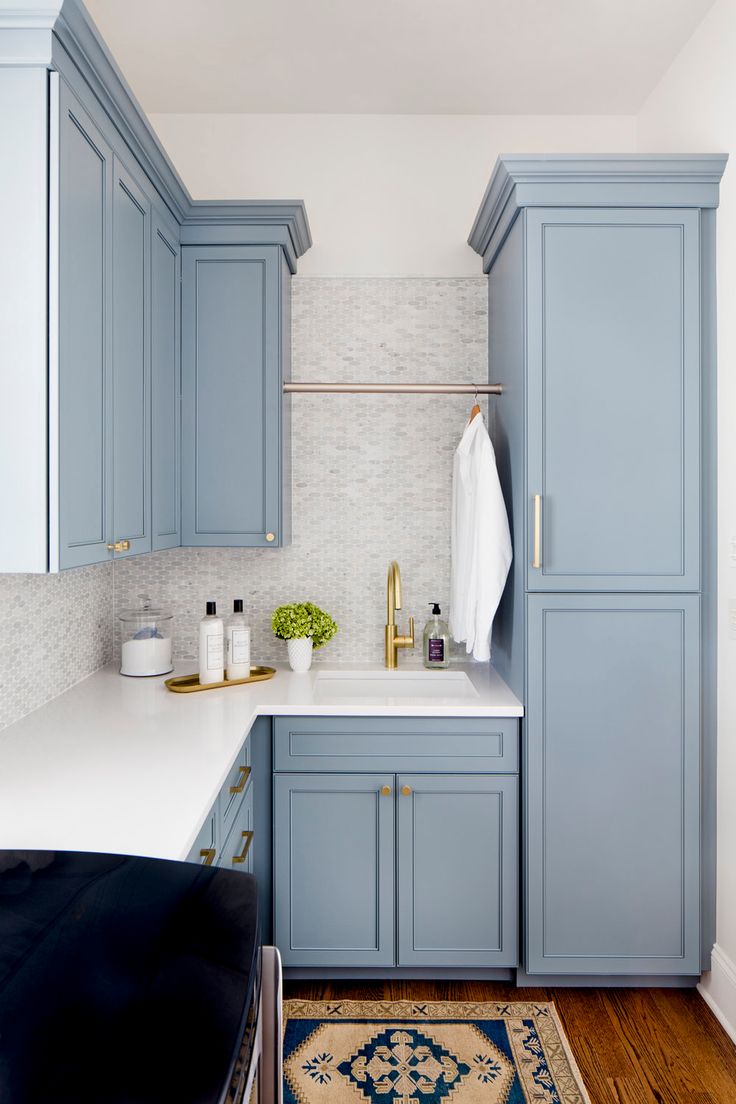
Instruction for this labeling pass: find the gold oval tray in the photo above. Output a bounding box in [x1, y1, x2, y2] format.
[164, 666, 276, 693]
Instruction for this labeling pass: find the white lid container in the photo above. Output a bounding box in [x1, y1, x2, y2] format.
[119, 595, 174, 677]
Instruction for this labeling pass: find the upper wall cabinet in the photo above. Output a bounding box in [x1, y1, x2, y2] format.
[57, 83, 154, 568]
[525, 206, 701, 592]
[55, 78, 113, 569]
[181, 246, 289, 548]
[111, 154, 152, 560]
[151, 206, 181, 552]
[0, 1, 310, 572]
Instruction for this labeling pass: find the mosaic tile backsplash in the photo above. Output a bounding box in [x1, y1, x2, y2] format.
[0, 563, 113, 730]
[114, 277, 489, 667]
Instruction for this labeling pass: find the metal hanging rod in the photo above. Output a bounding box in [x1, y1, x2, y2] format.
[283, 382, 503, 395]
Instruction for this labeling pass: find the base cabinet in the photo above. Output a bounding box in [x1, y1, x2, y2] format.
[273, 773, 395, 967]
[397, 774, 517, 967]
[525, 593, 701, 975]
[273, 746, 519, 970]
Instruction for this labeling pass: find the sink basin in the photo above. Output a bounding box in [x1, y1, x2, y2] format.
[313, 669, 478, 703]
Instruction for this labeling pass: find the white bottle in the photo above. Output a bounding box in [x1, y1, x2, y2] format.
[199, 601, 224, 685]
[226, 599, 251, 681]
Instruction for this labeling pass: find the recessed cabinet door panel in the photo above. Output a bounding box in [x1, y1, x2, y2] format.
[111, 157, 151, 557]
[181, 246, 281, 546]
[525, 593, 701, 974]
[57, 82, 113, 569]
[397, 774, 518, 967]
[273, 773, 395, 967]
[151, 209, 180, 550]
[526, 208, 700, 591]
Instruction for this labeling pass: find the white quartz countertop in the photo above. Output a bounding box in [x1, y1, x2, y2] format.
[0, 661, 522, 862]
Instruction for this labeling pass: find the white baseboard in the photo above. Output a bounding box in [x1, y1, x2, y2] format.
[698, 943, 736, 1045]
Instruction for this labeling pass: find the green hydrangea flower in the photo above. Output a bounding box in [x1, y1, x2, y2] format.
[271, 602, 338, 650]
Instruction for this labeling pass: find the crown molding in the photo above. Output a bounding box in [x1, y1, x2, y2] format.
[469, 154, 729, 271]
[0, 0, 312, 260]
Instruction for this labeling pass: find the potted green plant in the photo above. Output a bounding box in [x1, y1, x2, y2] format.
[271, 601, 338, 672]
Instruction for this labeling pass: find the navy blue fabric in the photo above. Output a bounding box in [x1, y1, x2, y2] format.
[0, 851, 259, 1104]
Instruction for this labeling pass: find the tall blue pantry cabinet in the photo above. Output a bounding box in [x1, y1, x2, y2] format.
[469, 156, 727, 979]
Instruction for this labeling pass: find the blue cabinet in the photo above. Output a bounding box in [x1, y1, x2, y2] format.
[272, 716, 519, 971]
[57, 83, 153, 567]
[111, 155, 151, 558]
[57, 79, 113, 570]
[469, 156, 725, 980]
[525, 594, 701, 975]
[181, 246, 286, 548]
[151, 206, 181, 550]
[0, 13, 309, 572]
[273, 773, 396, 967]
[396, 774, 518, 967]
[525, 207, 701, 593]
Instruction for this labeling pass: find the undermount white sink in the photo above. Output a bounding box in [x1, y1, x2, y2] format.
[313, 668, 478, 702]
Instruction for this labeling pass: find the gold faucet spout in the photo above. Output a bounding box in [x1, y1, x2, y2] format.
[387, 560, 401, 625]
[385, 560, 414, 668]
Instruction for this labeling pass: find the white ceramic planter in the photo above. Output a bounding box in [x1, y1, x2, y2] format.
[287, 637, 313, 673]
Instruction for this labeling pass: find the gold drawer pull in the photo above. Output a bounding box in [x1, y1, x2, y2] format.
[200, 847, 216, 866]
[229, 765, 251, 794]
[532, 494, 542, 569]
[106, 539, 130, 553]
[401, 785, 412, 797]
[232, 830, 254, 865]
[266, 532, 276, 542]
[381, 785, 392, 796]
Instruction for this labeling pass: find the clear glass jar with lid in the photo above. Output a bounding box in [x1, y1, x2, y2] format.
[119, 595, 174, 677]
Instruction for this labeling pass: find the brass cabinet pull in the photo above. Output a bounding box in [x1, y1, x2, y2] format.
[401, 785, 412, 797]
[266, 532, 276, 542]
[106, 539, 131, 553]
[199, 847, 216, 866]
[381, 785, 392, 796]
[229, 765, 251, 795]
[232, 830, 254, 865]
[532, 495, 542, 569]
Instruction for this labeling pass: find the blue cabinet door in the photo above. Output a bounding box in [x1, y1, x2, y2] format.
[526, 208, 700, 592]
[525, 593, 701, 975]
[111, 155, 151, 558]
[273, 773, 395, 967]
[397, 774, 518, 967]
[181, 245, 283, 547]
[57, 80, 113, 569]
[151, 206, 181, 550]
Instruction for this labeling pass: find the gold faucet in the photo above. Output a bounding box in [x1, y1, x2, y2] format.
[385, 560, 415, 669]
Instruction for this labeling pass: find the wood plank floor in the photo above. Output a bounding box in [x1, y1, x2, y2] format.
[283, 979, 736, 1103]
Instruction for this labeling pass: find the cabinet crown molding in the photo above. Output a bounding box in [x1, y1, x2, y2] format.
[0, 0, 311, 261]
[468, 153, 728, 271]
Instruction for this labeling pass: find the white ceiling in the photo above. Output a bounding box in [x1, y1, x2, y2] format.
[85, 0, 714, 115]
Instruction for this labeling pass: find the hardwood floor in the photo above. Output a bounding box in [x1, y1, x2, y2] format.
[283, 979, 736, 1103]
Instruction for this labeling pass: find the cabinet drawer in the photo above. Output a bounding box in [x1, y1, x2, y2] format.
[273, 716, 518, 773]
[186, 807, 217, 866]
[219, 782, 255, 874]
[218, 735, 252, 841]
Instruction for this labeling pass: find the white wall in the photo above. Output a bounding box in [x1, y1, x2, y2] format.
[637, 0, 736, 1037]
[149, 113, 635, 275]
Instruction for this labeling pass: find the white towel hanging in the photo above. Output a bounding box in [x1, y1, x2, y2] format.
[449, 411, 512, 662]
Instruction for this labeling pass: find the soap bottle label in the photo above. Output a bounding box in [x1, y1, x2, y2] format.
[229, 627, 251, 664]
[428, 638, 444, 662]
[207, 634, 224, 669]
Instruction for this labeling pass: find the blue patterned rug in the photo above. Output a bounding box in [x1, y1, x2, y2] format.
[283, 1000, 590, 1104]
